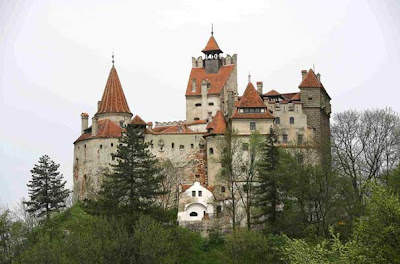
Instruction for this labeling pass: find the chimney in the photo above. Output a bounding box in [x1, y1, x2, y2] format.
[316, 73, 321, 81]
[81, 113, 89, 134]
[301, 70, 307, 80]
[97, 101, 101, 111]
[92, 117, 98, 136]
[256, 82, 263, 94]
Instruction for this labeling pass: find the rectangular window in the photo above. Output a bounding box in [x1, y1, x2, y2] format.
[242, 143, 249, 151]
[192, 191, 196, 197]
[195, 103, 201, 107]
[283, 134, 288, 143]
[298, 134, 303, 145]
[250, 122, 256, 131]
[198, 191, 202, 197]
[179, 145, 184, 150]
[172, 143, 175, 148]
[191, 144, 194, 148]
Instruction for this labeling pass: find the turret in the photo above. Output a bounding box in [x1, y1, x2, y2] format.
[202, 31, 223, 74]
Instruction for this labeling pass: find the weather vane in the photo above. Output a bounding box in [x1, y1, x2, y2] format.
[248, 72, 251, 83]
[211, 23, 214, 36]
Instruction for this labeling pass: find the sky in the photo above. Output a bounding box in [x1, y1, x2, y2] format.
[1, 0, 400, 208]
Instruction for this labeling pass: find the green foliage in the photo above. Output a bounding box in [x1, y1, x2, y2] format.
[24, 155, 69, 221]
[0, 208, 25, 264]
[89, 125, 166, 221]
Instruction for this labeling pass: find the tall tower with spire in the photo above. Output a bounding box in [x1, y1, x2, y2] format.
[186, 32, 238, 123]
[72, 62, 133, 202]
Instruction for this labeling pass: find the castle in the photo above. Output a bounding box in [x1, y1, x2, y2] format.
[73, 32, 331, 227]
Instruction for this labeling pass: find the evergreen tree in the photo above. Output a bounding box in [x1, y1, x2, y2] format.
[255, 127, 281, 233]
[25, 155, 69, 221]
[96, 124, 165, 219]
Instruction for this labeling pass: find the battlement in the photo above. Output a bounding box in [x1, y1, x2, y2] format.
[191, 54, 237, 68]
[154, 120, 187, 127]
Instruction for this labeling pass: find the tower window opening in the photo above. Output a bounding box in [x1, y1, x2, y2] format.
[100, 144, 103, 149]
[194, 117, 200, 121]
[198, 191, 202, 197]
[208, 102, 214, 106]
[209, 148, 214, 155]
[84, 144, 86, 149]
[172, 143, 175, 149]
[195, 103, 201, 107]
[111, 143, 113, 147]
[180, 145, 184, 150]
[290, 117, 295, 124]
[192, 191, 196, 197]
[190, 212, 198, 217]
[221, 186, 226, 193]
[191, 144, 194, 149]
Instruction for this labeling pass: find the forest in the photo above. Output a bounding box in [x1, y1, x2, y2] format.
[1, 108, 400, 264]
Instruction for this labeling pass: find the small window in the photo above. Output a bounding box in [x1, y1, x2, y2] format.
[100, 144, 103, 149]
[198, 191, 202, 197]
[242, 143, 249, 151]
[191, 144, 194, 149]
[208, 102, 214, 106]
[195, 103, 202, 107]
[195, 174, 200, 179]
[84, 144, 86, 149]
[275, 117, 280, 125]
[192, 191, 196, 197]
[308, 97, 313, 100]
[111, 155, 115, 161]
[111, 143, 113, 147]
[250, 122, 256, 131]
[194, 117, 200, 121]
[119, 121, 124, 127]
[298, 134, 303, 145]
[76, 158, 78, 163]
[209, 148, 214, 155]
[172, 143, 175, 149]
[282, 134, 288, 143]
[190, 212, 198, 217]
[180, 145, 184, 150]
[289, 117, 295, 124]
[221, 186, 226, 193]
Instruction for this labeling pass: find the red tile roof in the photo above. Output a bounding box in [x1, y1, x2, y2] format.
[264, 89, 280, 96]
[81, 112, 89, 117]
[185, 65, 235, 96]
[238, 82, 266, 108]
[206, 110, 227, 134]
[202, 35, 222, 53]
[74, 119, 123, 143]
[151, 126, 172, 133]
[130, 115, 146, 125]
[186, 119, 208, 125]
[291, 93, 300, 100]
[96, 66, 131, 115]
[159, 124, 193, 134]
[281, 93, 298, 100]
[299, 69, 323, 88]
[231, 109, 274, 119]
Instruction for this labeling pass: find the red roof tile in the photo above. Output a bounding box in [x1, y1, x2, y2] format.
[81, 112, 89, 117]
[206, 110, 227, 134]
[291, 93, 300, 100]
[152, 126, 172, 133]
[159, 124, 193, 134]
[186, 119, 208, 125]
[231, 109, 274, 119]
[131, 115, 146, 125]
[185, 65, 235, 96]
[96, 66, 131, 115]
[202, 35, 222, 53]
[264, 89, 280, 96]
[281, 93, 297, 100]
[298, 69, 323, 88]
[74, 119, 123, 143]
[238, 82, 266, 108]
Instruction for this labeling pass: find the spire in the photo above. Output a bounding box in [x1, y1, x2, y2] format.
[202, 32, 223, 54]
[96, 65, 131, 115]
[112, 52, 114, 65]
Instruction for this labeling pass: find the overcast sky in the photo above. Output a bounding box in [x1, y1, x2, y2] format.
[1, 0, 400, 208]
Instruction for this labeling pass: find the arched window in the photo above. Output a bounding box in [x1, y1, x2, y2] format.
[221, 186, 226, 193]
[190, 212, 198, 217]
[209, 148, 214, 155]
[275, 117, 280, 125]
[290, 117, 295, 124]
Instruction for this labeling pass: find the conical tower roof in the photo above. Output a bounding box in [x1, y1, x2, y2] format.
[96, 66, 131, 115]
[202, 35, 223, 53]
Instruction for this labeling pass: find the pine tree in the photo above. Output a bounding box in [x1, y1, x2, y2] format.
[97, 124, 165, 219]
[255, 127, 281, 233]
[25, 155, 69, 221]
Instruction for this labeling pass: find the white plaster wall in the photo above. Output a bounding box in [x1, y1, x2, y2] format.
[232, 119, 274, 135]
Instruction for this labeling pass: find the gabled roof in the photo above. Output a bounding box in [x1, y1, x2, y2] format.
[96, 66, 131, 115]
[206, 111, 227, 134]
[74, 119, 123, 143]
[281, 92, 298, 100]
[291, 93, 300, 100]
[264, 89, 280, 96]
[202, 35, 222, 53]
[185, 65, 235, 96]
[238, 82, 266, 108]
[298, 69, 323, 88]
[130, 115, 146, 125]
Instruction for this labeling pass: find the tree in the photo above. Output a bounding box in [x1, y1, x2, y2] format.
[0, 207, 24, 264]
[254, 127, 282, 233]
[24, 155, 69, 221]
[332, 108, 400, 206]
[95, 124, 165, 220]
